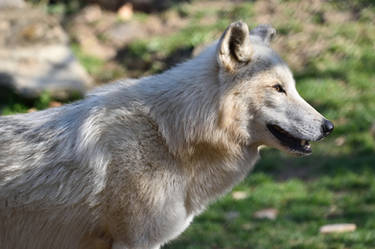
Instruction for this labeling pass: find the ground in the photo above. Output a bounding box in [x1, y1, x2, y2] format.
[1, 0, 375, 248]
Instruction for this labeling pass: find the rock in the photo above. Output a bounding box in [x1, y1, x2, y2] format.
[0, 44, 93, 99]
[103, 14, 184, 47]
[68, 5, 116, 60]
[0, 7, 92, 99]
[319, 224, 356, 234]
[81, 4, 103, 23]
[67, 2, 188, 55]
[253, 208, 278, 220]
[0, 9, 68, 47]
[105, 21, 148, 46]
[82, 0, 187, 12]
[71, 23, 116, 60]
[0, 0, 25, 8]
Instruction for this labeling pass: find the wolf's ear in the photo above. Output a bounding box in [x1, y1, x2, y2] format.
[250, 24, 276, 46]
[217, 21, 252, 72]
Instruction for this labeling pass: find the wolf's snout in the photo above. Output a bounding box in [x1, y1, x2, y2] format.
[321, 119, 334, 136]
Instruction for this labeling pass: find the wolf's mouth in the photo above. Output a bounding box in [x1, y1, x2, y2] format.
[266, 124, 312, 155]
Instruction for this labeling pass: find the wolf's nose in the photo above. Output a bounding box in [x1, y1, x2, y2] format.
[322, 119, 334, 135]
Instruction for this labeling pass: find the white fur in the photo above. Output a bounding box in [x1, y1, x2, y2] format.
[0, 22, 329, 249]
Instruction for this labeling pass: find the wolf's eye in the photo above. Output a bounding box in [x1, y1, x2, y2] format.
[273, 84, 286, 94]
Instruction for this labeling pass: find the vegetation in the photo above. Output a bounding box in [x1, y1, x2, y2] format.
[1, 0, 375, 248]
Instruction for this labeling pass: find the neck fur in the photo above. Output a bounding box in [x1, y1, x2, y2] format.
[141, 44, 249, 158]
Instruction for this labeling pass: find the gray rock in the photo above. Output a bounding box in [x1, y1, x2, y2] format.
[0, 0, 25, 8]
[0, 45, 92, 99]
[0, 7, 92, 99]
[105, 21, 148, 47]
[82, 0, 186, 12]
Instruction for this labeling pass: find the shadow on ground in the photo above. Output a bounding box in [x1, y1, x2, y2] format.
[256, 149, 375, 181]
[114, 44, 194, 78]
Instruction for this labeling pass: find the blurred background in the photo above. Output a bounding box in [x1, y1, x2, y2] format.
[0, 0, 374, 248]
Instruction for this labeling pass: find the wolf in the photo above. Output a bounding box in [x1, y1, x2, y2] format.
[0, 21, 333, 249]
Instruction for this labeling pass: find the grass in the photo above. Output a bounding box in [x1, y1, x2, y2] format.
[0, 91, 52, 115]
[165, 171, 375, 249]
[2, 0, 375, 248]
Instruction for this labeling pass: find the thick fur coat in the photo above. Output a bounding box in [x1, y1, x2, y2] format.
[0, 21, 332, 249]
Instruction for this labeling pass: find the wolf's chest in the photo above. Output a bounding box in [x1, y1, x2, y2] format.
[149, 197, 195, 246]
[184, 148, 259, 212]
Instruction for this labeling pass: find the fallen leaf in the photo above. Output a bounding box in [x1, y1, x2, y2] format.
[334, 136, 346, 146]
[118, 3, 133, 21]
[49, 101, 62, 108]
[253, 208, 278, 220]
[320, 224, 356, 234]
[232, 191, 248, 200]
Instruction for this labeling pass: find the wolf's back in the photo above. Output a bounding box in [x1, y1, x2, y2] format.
[0, 102, 104, 207]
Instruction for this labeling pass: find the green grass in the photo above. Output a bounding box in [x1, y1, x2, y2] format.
[2, 0, 375, 248]
[71, 43, 106, 76]
[0, 92, 52, 115]
[165, 171, 375, 249]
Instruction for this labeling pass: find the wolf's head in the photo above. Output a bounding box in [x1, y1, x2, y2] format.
[216, 21, 333, 155]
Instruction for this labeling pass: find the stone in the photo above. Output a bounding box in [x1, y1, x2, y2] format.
[0, 7, 92, 99]
[82, 0, 185, 12]
[0, 0, 25, 8]
[0, 44, 93, 99]
[81, 4, 103, 23]
[71, 23, 116, 60]
[105, 21, 147, 47]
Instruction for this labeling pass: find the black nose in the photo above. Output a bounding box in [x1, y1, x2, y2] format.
[322, 119, 334, 135]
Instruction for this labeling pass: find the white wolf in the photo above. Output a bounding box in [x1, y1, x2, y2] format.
[0, 21, 333, 249]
